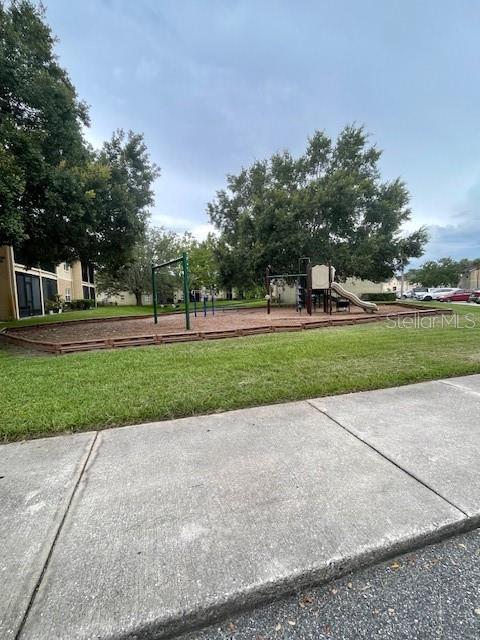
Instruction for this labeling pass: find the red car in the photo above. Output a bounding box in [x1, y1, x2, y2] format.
[437, 289, 479, 302]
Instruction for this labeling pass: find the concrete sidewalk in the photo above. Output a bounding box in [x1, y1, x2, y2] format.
[1, 376, 480, 639]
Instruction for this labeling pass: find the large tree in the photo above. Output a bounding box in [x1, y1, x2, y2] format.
[208, 126, 427, 289]
[76, 130, 159, 272]
[0, 0, 89, 260]
[0, 1, 157, 271]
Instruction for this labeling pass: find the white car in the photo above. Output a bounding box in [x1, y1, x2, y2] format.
[402, 287, 428, 299]
[415, 287, 459, 301]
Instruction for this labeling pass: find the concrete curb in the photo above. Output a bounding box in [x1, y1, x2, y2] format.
[113, 516, 480, 640]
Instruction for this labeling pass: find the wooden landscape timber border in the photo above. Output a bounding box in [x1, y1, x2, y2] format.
[0, 304, 453, 355]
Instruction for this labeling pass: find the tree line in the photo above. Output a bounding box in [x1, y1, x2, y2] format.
[1, 1, 433, 306]
[97, 229, 219, 305]
[406, 257, 480, 288]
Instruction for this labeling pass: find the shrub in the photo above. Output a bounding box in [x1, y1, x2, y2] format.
[69, 299, 96, 310]
[360, 292, 397, 302]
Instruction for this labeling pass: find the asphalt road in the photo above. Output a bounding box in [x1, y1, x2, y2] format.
[181, 527, 480, 640]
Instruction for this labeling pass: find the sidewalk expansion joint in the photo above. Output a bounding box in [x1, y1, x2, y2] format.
[14, 431, 100, 640]
[438, 379, 480, 397]
[305, 400, 469, 519]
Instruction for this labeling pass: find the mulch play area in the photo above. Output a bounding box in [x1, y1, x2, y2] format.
[1, 304, 448, 354]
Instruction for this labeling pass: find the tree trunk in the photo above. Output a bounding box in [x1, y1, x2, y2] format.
[135, 291, 143, 306]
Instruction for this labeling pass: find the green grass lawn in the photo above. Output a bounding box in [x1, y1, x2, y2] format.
[1, 302, 480, 442]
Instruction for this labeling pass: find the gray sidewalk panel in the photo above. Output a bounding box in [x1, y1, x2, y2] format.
[0, 433, 95, 639]
[20, 403, 462, 640]
[440, 373, 480, 395]
[310, 379, 480, 515]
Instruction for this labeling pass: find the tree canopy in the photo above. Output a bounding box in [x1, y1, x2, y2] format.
[406, 257, 480, 288]
[97, 227, 219, 305]
[96, 227, 181, 305]
[208, 126, 427, 289]
[0, 1, 158, 271]
[181, 233, 219, 291]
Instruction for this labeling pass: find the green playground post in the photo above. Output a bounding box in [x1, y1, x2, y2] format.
[152, 254, 190, 330]
[152, 265, 158, 324]
[182, 252, 190, 330]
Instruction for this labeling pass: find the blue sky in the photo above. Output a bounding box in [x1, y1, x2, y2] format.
[44, 0, 480, 263]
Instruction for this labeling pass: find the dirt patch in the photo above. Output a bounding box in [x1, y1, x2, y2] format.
[7, 304, 427, 345]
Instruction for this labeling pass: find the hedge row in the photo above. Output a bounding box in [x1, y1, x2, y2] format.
[64, 299, 96, 310]
[360, 292, 397, 302]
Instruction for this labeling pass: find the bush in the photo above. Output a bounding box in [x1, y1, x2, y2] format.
[360, 292, 397, 302]
[68, 299, 96, 310]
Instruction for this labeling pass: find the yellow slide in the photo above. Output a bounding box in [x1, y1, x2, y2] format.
[330, 281, 378, 313]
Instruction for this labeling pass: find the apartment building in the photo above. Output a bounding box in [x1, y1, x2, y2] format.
[0, 245, 96, 321]
[459, 266, 480, 290]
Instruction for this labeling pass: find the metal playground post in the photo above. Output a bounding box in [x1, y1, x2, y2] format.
[151, 252, 190, 330]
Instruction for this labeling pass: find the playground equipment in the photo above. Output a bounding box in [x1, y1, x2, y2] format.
[265, 261, 378, 314]
[152, 253, 190, 329]
[265, 262, 313, 315]
[311, 263, 378, 313]
[330, 282, 378, 312]
[191, 287, 216, 318]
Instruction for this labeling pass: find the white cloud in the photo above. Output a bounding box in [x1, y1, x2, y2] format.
[152, 212, 215, 240]
[191, 223, 216, 241]
[153, 213, 194, 229]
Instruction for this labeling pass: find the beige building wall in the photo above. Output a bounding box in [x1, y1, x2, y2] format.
[0, 246, 96, 320]
[0, 246, 16, 321]
[69, 260, 96, 300]
[466, 268, 480, 289]
[97, 291, 137, 305]
[56, 261, 74, 301]
[70, 261, 84, 299]
[341, 277, 383, 296]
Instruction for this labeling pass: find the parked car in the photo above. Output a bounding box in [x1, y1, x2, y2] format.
[402, 287, 428, 299]
[414, 288, 441, 301]
[470, 292, 480, 304]
[436, 289, 479, 302]
[430, 287, 460, 300]
[413, 287, 460, 301]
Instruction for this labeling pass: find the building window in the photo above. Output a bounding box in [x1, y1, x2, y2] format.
[65, 288, 71, 302]
[82, 285, 96, 301]
[42, 278, 58, 313]
[15, 272, 43, 318]
[81, 262, 95, 284]
[64, 262, 70, 272]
